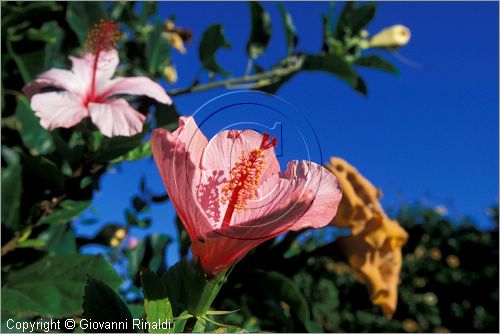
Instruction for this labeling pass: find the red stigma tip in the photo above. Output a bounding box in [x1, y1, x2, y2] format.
[84, 19, 120, 54]
[260, 132, 278, 150]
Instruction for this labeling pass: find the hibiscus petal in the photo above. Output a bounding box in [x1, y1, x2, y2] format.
[192, 196, 314, 276]
[99, 76, 172, 105]
[23, 68, 83, 99]
[70, 49, 119, 84]
[192, 161, 342, 275]
[151, 118, 213, 241]
[88, 99, 145, 137]
[283, 160, 343, 230]
[30, 91, 88, 130]
[199, 129, 280, 216]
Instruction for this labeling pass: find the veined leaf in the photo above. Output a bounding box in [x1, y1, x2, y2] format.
[141, 269, 173, 333]
[15, 96, 55, 155]
[1, 255, 122, 318]
[161, 259, 227, 317]
[246, 2, 272, 58]
[82, 277, 136, 333]
[199, 24, 231, 76]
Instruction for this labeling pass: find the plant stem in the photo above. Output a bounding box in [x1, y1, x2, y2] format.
[169, 59, 302, 97]
[1, 195, 66, 256]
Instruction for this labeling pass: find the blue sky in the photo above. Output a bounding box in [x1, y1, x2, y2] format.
[75, 2, 499, 263]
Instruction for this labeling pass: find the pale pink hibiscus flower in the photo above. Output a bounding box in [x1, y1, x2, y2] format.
[23, 20, 172, 137]
[152, 116, 342, 276]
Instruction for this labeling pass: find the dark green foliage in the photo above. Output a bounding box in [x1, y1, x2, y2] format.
[2, 255, 122, 318]
[246, 2, 272, 59]
[199, 24, 232, 76]
[213, 204, 499, 333]
[82, 277, 136, 333]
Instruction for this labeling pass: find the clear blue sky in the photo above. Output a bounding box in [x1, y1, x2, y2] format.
[75, 2, 499, 264]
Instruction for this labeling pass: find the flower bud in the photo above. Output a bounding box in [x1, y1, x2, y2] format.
[163, 65, 178, 84]
[369, 24, 411, 48]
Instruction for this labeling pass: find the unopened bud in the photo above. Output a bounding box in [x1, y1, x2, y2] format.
[163, 65, 178, 84]
[369, 24, 411, 49]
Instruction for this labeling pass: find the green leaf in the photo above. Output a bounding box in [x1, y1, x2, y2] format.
[111, 141, 151, 163]
[1, 255, 122, 318]
[349, 3, 376, 37]
[199, 24, 231, 76]
[354, 75, 368, 96]
[110, 1, 137, 24]
[278, 5, 298, 55]
[66, 2, 107, 45]
[172, 311, 190, 332]
[40, 22, 65, 69]
[155, 104, 179, 130]
[162, 260, 227, 317]
[205, 309, 240, 316]
[91, 131, 146, 163]
[24, 21, 65, 70]
[354, 55, 398, 75]
[22, 154, 65, 190]
[6, 40, 32, 84]
[149, 234, 172, 273]
[139, 1, 158, 26]
[334, 2, 376, 40]
[146, 20, 170, 75]
[82, 276, 136, 333]
[175, 215, 191, 258]
[128, 236, 146, 280]
[302, 54, 367, 95]
[246, 2, 272, 58]
[38, 200, 90, 225]
[38, 223, 77, 255]
[141, 269, 174, 333]
[16, 239, 46, 249]
[1, 2, 62, 31]
[52, 131, 85, 165]
[1, 147, 22, 231]
[303, 54, 357, 87]
[127, 234, 172, 282]
[15, 96, 55, 155]
[255, 271, 310, 326]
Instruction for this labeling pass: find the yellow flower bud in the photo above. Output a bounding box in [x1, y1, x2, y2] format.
[165, 20, 175, 32]
[114, 228, 127, 240]
[170, 33, 186, 54]
[370, 24, 411, 49]
[163, 65, 178, 84]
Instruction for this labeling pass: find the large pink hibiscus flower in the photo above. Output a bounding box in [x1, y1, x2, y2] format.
[23, 20, 171, 137]
[152, 116, 342, 276]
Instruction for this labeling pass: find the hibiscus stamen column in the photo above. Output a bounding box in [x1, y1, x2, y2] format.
[84, 19, 120, 105]
[220, 133, 278, 228]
